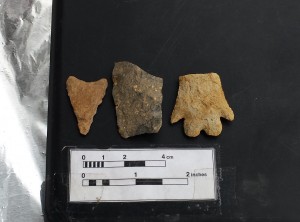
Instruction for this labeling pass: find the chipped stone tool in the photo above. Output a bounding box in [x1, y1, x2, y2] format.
[171, 73, 234, 137]
[66, 76, 108, 135]
[112, 61, 163, 138]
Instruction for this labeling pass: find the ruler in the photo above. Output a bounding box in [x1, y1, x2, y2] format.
[69, 148, 216, 202]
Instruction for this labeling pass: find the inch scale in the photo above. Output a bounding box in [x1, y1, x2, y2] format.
[69, 148, 216, 202]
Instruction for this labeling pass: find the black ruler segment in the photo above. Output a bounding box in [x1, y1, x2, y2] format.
[124, 161, 145, 167]
[136, 179, 163, 185]
[89, 180, 96, 186]
[102, 180, 110, 186]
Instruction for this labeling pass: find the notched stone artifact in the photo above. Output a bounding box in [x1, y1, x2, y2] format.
[66, 76, 108, 135]
[171, 73, 234, 137]
[112, 61, 163, 138]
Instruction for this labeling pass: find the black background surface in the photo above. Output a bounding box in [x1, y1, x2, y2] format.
[46, 0, 300, 221]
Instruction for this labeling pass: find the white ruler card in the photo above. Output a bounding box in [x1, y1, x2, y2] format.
[69, 148, 217, 202]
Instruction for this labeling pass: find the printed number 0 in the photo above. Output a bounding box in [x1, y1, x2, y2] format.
[82, 173, 85, 178]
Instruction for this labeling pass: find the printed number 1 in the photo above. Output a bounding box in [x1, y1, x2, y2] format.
[134, 172, 137, 177]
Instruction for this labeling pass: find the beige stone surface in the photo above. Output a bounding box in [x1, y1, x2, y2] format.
[171, 73, 234, 137]
[66, 76, 108, 135]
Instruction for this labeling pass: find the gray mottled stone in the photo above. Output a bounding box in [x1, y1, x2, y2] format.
[112, 61, 163, 138]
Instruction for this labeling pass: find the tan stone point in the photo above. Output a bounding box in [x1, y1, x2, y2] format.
[171, 73, 234, 137]
[66, 76, 108, 135]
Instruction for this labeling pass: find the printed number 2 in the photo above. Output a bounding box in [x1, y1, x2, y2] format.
[123, 155, 127, 160]
[186, 172, 190, 177]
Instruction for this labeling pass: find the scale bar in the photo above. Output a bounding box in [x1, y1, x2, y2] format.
[82, 178, 188, 186]
[83, 160, 166, 168]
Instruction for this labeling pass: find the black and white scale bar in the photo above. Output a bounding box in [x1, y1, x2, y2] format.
[83, 160, 166, 168]
[82, 178, 188, 186]
[83, 161, 104, 168]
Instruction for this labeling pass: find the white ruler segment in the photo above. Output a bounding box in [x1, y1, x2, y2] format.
[69, 148, 217, 202]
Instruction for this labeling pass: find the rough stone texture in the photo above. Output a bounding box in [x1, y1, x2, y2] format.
[112, 61, 163, 138]
[171, 73, 234, 137]
[66, 76, 108, 135]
